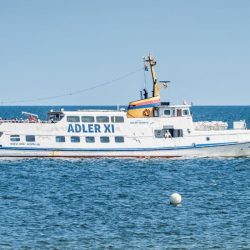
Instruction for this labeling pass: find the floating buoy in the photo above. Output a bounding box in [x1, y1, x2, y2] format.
[170, 193, 182, 206]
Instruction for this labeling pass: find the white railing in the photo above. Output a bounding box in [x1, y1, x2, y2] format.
[194, 121, 228, 131]
[0, 119, 50, 124]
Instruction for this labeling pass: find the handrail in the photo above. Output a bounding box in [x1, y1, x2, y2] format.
[0, 119, 52, 124]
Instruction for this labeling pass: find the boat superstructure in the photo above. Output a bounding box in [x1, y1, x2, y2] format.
[0, 55, 250, 157]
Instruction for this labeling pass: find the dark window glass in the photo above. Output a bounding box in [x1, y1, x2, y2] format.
[100, 136, 110, 143]
[67, 116, 80, 122]
[115, 136, 124, 143]
[96, 116, 109, 123]
[85, 136, 95, 143]
[10, 135, 20, 142]
[111, 116, 124, 123]
[172, 129, 183, 138]
[26, 135, 35, 142]
[178, 129, 183, 137]
[82, 116, 95, 123]
[164, 110, 171, 116]
[154, 130, 164, 138]
[56, 136, 65, 143]
[71, 136, 80, 143]
[183, 109, 189, 116]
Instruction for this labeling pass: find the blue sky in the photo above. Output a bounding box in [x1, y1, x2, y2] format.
[0, 0, 249, 105]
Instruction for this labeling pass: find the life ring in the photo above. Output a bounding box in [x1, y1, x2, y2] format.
[143, 108, 150, 117]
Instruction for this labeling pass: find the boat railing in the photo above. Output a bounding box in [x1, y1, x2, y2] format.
[0, 119, 52, 124]
[194, 121, 228, 131]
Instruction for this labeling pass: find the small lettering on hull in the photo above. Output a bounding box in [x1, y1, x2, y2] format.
[67, 123, 115, 133]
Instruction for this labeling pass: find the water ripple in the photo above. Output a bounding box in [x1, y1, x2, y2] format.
[0, 158, 250, 249]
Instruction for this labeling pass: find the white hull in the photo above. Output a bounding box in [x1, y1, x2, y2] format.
[0, 142, 249, 158]
[1, 110, 250, 158]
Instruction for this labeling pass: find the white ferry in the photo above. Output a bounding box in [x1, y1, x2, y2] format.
[0, 55, 250, 158]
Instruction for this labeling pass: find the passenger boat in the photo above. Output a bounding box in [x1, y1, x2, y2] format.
[0, 55, 250, 158]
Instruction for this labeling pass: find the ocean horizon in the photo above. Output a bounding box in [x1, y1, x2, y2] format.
[0, 106, 250, 249]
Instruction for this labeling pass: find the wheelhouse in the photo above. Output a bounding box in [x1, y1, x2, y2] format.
[47, 110, 65, 122]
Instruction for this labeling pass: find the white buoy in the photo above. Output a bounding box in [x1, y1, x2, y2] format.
[170, 193, 182, 206]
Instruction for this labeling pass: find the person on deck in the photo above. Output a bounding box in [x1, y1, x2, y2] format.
[165, 130, 172, 138]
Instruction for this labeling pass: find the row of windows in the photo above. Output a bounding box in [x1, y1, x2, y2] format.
[163, 109, 190, 116]
[10, 135, 35, 142]
[56, 136, 124, 143]
[67, 116, 124, 123]
[10, 135, 124, 143]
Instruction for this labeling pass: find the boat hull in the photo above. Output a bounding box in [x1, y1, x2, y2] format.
[0, 142, 249, 158]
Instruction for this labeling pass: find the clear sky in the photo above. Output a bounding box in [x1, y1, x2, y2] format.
[0, 0, 250, 106]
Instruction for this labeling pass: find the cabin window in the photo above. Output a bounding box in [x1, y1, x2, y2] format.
[48, 112, 64, 122]
[96, 116, 109, 123]
[164, 110, 171, 116]
[67, 116, 80, 123]
[26, 135, 35, 142]
[173, 129, 183, 137]
[85, 136, 95, 143]
[56, 136, 65, 143]
[100, 136, 110, 143]
[71, 136, 80, 143]
[10, 135, 20, 142]
[82, 116, 95, 123]
[111, 116, 124, 123]
[183, 109, 189, 116]
[115, 136, 124, 143]
[154, 130, 164, 138]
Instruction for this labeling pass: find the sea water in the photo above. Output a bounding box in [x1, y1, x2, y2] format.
[0, 106, 250, 249]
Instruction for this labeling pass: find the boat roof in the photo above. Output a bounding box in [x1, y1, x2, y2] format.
[160, 104, 191, 108]
[60, 109, 127, 115]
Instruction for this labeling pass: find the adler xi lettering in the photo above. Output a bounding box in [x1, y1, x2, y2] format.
[68, 123, 115, 133]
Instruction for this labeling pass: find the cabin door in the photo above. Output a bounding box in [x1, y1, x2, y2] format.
[177, 109, 182, 117]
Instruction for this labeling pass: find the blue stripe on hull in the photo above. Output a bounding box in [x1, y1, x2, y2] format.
[0, 141, 248, 152]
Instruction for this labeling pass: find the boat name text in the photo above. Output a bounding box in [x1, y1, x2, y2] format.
[67, 123, 115, 133]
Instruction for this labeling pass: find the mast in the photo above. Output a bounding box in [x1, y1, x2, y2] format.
[145, 54, 159, 97]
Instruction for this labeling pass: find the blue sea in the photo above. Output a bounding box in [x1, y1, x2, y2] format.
[0, 106, 250, 249]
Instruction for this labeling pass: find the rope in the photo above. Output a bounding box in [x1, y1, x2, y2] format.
[0, 67, 144, 104]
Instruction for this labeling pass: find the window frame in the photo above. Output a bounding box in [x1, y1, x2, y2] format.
[115, 136, 124, 143]
[55, 136, 66, 143]
[111, 116, 124, 123]
[81, 116, 95, 123]
[100, 136, 110, 143]
[10, 135, 20, 142]
[85, 136, 95, 143]
[96, 116, 109, 123]
[67, 116, 80, 123]
[183, 109, 189, 116]
[164, 109, 171, 116]
[26, 135, 35, 142]
[71, 136, 80, 143]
